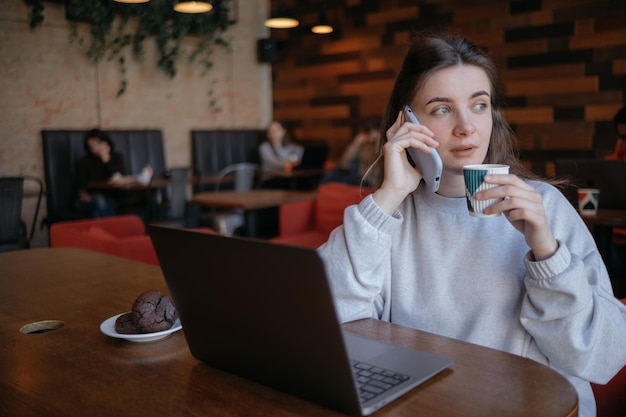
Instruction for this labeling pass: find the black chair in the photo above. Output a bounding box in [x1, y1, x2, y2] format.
[0, 176, 43, 252]
[191, 129, 264, 193]
[149, 167, 195, 228]
[203, 163, 261, 236]
[41, 129, 167, 226]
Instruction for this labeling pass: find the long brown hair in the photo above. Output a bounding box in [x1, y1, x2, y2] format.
[366, 31, 539, 187]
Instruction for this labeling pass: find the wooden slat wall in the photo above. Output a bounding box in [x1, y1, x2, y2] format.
[269, 0, 626, 171]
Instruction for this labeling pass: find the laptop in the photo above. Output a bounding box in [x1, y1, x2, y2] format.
[554, 159, 626, 209]
[149, 226, 453, 415]
[295, 144, 329, 170]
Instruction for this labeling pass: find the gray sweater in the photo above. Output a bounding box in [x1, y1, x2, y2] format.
[318, 180, 626, 417]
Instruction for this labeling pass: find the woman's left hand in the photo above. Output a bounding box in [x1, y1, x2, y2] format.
[478, 174, 558, 261]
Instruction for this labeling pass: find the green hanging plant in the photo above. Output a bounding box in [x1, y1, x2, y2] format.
[24, 0, 231, 106]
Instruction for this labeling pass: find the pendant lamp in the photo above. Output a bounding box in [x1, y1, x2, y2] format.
[265, 3, 299, 29]
[311, 7, 333, 34]
[173, 1, 213, 13]
[311, 12, 334, 35]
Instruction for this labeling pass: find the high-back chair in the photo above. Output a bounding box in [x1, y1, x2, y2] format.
[0, 176, 43, 252]
[149, 167, 194, 228]
[206, 163, 261, 236]
[41, 129, 166, 226]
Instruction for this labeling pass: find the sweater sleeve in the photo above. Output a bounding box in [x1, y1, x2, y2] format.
[520, 183, 626, 384]
[318, 194, 402, 323]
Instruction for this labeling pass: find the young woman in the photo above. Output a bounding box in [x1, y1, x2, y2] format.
[318, 32, 626, 417]
[259, 121, 304, 172]
[75, 129, 125, 218]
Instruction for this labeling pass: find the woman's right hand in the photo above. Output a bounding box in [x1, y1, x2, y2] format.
[373, 111, 438, 214]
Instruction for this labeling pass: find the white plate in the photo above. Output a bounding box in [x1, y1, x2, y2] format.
[100, 313, 182, 343]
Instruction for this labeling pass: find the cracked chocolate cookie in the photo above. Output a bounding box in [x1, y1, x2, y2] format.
[114, 290, 177, 334]
[131, 290, 178, 333]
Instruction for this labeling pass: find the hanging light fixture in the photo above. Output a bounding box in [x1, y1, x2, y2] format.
[311, 2, 333, 35]
[113, 0, 151, 3]
[173, 1, 213, 14]
[265, 3, 299, 29]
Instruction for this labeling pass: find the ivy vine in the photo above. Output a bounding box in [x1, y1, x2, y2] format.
[24, 0, 231, 105]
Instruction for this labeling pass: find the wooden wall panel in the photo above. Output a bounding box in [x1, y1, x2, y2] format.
[269, 0, 626, 171]
[506, 76, 598, 96]
[615, 59, 626, 74]
[366, 7, 420, 25]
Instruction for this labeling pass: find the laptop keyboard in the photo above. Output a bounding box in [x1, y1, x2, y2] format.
[352, 361, 410, 402]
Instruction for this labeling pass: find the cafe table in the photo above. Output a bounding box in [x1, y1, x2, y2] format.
[87, 176, 173, 221]
[191, 189, 318, 237]
[194, 169, 325, 192]
[1, 248, 578, 417]
[88, 176, 171, 190]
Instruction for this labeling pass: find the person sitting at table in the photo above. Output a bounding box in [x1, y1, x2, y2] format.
[321, 119, 382, 186]
[317, 31, 626, 417]
[259, 121, 304, 172]
[75, 129, 124, 218]
[76, 129, 148, 219]
[604, 105, 626, 160]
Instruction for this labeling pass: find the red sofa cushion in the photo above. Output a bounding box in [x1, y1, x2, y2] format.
[316, 183, 375, 234]
[273, 182, 375, 248]
[50, 215, 159, 265]
[85, 226, 117, 241]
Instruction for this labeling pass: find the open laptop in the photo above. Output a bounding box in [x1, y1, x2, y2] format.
[554, 159, 626, 209]
[149, 226, 453, 415]
[295, 144, 329, 170]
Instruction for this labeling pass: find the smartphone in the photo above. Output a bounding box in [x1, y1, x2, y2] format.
[403, 105, 442, 192]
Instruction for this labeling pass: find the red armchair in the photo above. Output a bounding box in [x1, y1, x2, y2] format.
[50, 215, 160, 265]
[271, 182, 375, 248]
[50, 215, 217, 265]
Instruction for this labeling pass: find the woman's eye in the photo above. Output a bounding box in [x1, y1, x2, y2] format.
[473, 102, 488, 112]
[432, 107, 450, 115]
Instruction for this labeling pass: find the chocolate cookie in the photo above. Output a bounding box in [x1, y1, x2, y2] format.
[115, 312, 140, 334]
[131, 290, 178, 333]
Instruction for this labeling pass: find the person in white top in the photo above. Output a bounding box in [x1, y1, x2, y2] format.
[259, 121, 304, 172]
[318, 31, 626, 417]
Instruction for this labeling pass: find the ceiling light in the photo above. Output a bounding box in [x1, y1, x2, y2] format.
[173, 1, 213, 14]
[311, 2, 332, 34]
[265, 4, 299, 29]
[113, 0, 151, 3]
[311, 14, 333, 34]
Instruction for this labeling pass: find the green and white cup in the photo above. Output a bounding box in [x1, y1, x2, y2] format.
[463, 164, 510, 218]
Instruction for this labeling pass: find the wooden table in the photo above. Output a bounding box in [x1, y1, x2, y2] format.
[192, 190, 318, 236]
[260, 168, 326, 190]
[88, 177, 172, 221]
[88, 177, 170, 190]
[0, 248, 578, 417]
[194, 169, 326, 189]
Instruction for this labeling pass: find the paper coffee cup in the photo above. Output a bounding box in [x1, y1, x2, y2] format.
[463, 164, 510, 218]
[577, 188, 600, 215]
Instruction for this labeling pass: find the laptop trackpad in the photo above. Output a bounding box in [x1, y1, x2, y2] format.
[343, 331, 395, 361]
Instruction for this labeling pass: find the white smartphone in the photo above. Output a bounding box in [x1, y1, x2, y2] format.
[403, 105, 442, 192]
